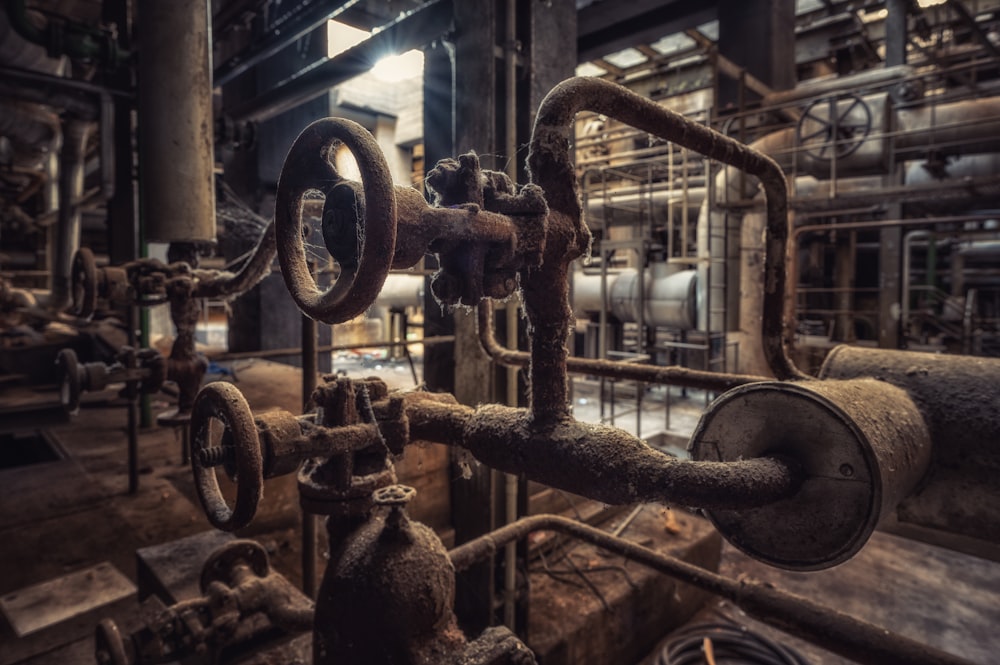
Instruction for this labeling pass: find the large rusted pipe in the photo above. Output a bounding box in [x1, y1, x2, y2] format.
[819, 346, 1000, 545]
[447, 514, 972, 665]
[404, 397, 802, 511]
[689, 378, 932, 570]
[525, 77, 806, 421]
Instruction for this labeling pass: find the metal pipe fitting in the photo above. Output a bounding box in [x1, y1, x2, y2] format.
[689, 378, 932, 570]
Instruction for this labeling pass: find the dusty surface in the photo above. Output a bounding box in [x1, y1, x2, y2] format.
[2, 357, 999, 664]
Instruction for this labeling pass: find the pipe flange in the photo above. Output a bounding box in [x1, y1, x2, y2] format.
[689, 379, 930, 570]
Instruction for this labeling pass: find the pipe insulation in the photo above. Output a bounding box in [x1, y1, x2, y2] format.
[573, 265, 699, 330]
[137, 0, 216, 243]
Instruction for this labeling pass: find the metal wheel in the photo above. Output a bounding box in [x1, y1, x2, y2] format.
[55, 348, 82, 414]
[69, 247, 98, 318]
[274, 117, 396, 324]
[199, 539, 271, 593]
[190, 382, 263, 531]
[796, 93, 872, 161]
[95, 618, 130, 665]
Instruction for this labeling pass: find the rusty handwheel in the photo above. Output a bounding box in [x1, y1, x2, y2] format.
[199, 539, 271, 594]
[274, 117, 396, 324]
[56, 348, 82, 414]
[69, 247, 98, 318]
[95, 618, 131, 665]
[190, 382, 263, 531]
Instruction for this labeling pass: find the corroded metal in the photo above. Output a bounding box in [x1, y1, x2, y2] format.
[688, 378, 932, 569]
[95, 540, 313, 665]
[56, 347, 165, 414]
[447, 514, 972, 665]
[174, 76, 990, 664]
[70, 221, 276, 429]
[819, 345, 1000, 547]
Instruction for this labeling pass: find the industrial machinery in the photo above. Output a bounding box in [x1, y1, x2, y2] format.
[96, 77, 997, 665]
[68, 223, 275, 462]
[55, 346, 163, 492]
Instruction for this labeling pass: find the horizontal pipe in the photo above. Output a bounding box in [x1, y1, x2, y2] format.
[405, 398, 801, 510]
[477, 301, 763, 392]
[447, 515, 972, 665]
[208, 334, 455, 362]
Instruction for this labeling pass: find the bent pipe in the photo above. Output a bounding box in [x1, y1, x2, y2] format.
[447, 514, 971, 665]
[477, 300, 766, 393]
[527, 77, 808, 386]
[404, 398, 802, 511]
[194, 220, 277, 299]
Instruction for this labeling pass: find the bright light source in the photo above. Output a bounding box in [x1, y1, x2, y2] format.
[328, 20, 369, 58]
[371, 50, 424, 82]
[917, 0, 947, 6]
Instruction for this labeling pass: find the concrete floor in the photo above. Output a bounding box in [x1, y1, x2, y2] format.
[0, 354, 997, 664]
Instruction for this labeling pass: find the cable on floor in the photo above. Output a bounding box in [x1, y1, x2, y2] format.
[657, 621, 811, 665]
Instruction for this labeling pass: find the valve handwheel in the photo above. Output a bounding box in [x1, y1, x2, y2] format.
[95, 618, 130, 665]
[190, 382, 264, 531]
[69, 247, 98, 318]
[199, 539, 271, 593]
[275, 117, 397, 324]
[796, 93, 872, 161]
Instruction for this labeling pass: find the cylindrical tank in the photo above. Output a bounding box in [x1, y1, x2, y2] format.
[574, 266, 698, 330]
[689, 378, 931, 570]
[137, 0, 216, 243]
[819, 346, 1000, 545]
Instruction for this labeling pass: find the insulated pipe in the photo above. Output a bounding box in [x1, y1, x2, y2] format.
[527, 77, 808, 425]
[819, 346, 1000, 544]
[573, 266, 698, 330]
[49, 119, 91, 312]
[137, 0, 216, 243]
[761, 65, 914, 108]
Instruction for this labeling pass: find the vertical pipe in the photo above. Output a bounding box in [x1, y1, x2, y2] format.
[502, 0, 518, 631]
[50, 119, 91, 311]
[137, 0, 216, 244]
[885, 0, 908, 68]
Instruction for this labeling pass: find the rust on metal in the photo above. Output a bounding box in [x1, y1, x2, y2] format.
[447, 514, 973, 665]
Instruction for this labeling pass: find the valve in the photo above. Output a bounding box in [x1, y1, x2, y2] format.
[796, 93, 873, 161]
[69, 247, 98, 318]
[94, 540, 312, 665]
[189, 377, 408, 530]
[274, 117, 396, 324]
[55, 347, 166, 415]
[95, 618, 130, 665]
[189, 382, 264, 531]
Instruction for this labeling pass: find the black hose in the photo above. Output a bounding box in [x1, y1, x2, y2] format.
[658, 622, 810, 665]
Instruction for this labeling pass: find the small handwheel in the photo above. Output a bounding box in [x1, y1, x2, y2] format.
[796, 93, 872, 161]
[274, 117, 397, 324]
[190, 382, 263, 531]
[199, 539, 271, 594]
[95, 618, 130, 665]
[69, 247, 99, 318]
[56, 348, 82, 414]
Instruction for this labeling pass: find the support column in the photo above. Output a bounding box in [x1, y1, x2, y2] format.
[717, 0, 795, 110]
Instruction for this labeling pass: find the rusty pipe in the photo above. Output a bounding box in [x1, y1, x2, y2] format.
[193, 221, 276, 298]
[525, 78, 807, 422]
[447, 514, 972, 665]
[477, 300, 766, 392]
[404, 397, 802, 511]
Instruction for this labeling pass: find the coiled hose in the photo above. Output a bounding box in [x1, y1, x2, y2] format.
[658, 622, 810, 665]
